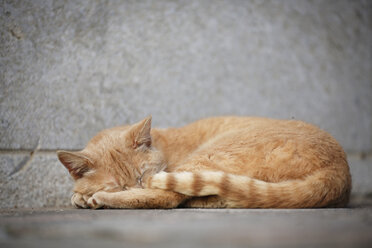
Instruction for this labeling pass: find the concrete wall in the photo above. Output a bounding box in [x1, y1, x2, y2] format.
[1, 0, 371, 208]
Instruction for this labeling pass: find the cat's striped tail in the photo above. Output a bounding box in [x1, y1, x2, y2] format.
[145, 170, 351, 208]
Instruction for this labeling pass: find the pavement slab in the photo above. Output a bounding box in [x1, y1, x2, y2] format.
[1, 208, 372, 248]
[0, 152, 73, 208]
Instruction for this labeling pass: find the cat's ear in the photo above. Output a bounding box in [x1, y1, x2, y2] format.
[57, 150, 92, 180]
[130, 116, 152, 149]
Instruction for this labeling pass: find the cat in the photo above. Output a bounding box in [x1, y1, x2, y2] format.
[57, 116, 351, 209]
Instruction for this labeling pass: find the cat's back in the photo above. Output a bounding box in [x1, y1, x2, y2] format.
[179, 116, 348, 176]
[157, 116, 347, 171]
[189, 116, 345, 159]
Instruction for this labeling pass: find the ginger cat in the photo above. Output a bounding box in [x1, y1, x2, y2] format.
[57, 116, 351, 209]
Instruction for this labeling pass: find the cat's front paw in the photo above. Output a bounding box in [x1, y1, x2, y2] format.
[71, 193, 90, 209]
[87, 192, 106, 209]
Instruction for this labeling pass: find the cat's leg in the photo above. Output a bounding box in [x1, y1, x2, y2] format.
[87, 188, 189, 209]
[181, 196, 230, 208]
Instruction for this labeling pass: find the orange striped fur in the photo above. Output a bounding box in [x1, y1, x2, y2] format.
[57, 116, 351, 209]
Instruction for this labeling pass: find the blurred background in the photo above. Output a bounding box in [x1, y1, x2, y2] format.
[0, 0, 371, 208]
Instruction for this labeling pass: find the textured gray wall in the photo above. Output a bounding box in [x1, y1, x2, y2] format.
[1, 0, 371, 208]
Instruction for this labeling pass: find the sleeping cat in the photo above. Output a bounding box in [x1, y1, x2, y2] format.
[57, 116, 351, 209]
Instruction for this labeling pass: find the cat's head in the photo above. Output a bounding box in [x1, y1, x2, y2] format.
[57, 116, 165, 196]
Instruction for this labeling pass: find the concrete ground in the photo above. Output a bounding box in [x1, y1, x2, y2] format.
[1, 205, 372, 248]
